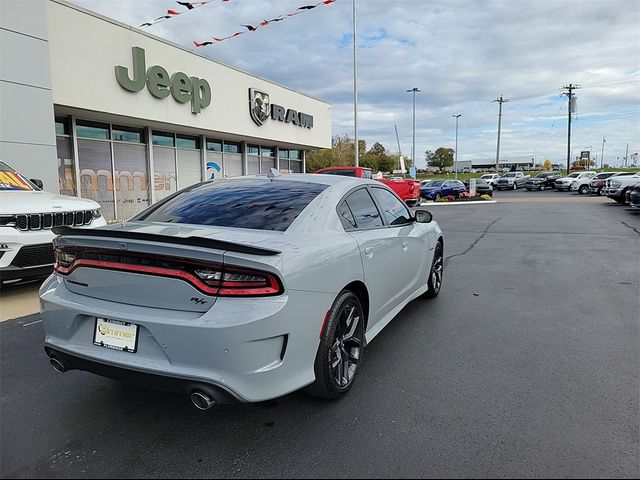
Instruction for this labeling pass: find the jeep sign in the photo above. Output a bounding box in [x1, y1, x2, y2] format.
[115, 47, 211, 114]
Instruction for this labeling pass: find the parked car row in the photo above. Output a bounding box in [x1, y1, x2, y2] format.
[604, 173, 640, 205]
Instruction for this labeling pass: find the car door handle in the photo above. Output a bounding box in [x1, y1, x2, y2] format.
[364, 247, 374, 258]
[401, 241, 408, 251]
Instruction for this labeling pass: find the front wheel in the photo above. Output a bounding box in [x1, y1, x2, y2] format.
[578, 185, 588, 195]
[513, 183, 517, 190]
[306, 291, 364, 399]
[422, 241, 443, 299]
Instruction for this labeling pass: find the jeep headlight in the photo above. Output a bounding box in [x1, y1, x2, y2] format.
[610, 180, 622, 188]
[91, 208, 102, 218]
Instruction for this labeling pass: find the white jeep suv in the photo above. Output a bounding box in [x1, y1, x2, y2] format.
[0, 161, 106, 286]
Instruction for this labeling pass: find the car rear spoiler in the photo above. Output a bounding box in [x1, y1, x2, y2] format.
[52, 226, 282, 256]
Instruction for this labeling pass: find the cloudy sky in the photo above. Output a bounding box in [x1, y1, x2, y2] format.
[71, 0, 639, 168]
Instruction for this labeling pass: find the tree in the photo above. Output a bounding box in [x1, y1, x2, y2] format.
[425, 148, 454, 170]
[543, 159, 552, 171]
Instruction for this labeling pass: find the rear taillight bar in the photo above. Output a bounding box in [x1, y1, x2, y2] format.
[54, 247, 283, 297]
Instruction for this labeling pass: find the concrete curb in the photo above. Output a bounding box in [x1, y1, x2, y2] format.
[420, 200, 497, 206]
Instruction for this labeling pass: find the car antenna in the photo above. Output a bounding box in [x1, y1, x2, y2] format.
[267, 168, 281, 181]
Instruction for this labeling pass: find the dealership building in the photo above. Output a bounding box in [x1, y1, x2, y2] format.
[1, 0, 331, 221]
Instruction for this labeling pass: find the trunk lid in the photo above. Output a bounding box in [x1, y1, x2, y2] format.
[53, 222, 283, 313]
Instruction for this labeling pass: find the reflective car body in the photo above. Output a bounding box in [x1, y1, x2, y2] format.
[40, 175, 443, 403]
[0, 161, 106, 286]
[525, 172, 561, 190]
[420, 179, 466, 200]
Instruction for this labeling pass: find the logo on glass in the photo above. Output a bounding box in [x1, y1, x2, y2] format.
[249, 89, 271, 126]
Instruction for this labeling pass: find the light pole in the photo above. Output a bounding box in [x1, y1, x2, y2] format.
[453, 114, 461, 179]
[406, 88, 420, 171]
[353, 0, 358, 166]
[600, 137, 606, 170]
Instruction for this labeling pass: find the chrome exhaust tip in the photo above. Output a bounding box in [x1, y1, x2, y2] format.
[49, 357, 67, 373]
[191, 391, 216, 410]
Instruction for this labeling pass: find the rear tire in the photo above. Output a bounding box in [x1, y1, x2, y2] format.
[305, 291, 364, 400]
[578, 185, 588, 194]
[422, 241, 443, 299]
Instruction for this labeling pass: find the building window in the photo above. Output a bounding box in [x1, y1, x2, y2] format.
[247, 144, 259, 156]
[206, 139, 222, 152]
[76, 121, 110, 140]
[176, 135, 200, 150]
[113, 126, 144, 143]
[223, 141, 241, 154]
[289, 149, 300, 160]
[152, 131, 175, 147]
[55, 117, 69, 136]
[260, 146, 274, 158]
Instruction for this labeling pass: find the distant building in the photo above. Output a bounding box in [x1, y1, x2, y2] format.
[470, 156, 535, 170]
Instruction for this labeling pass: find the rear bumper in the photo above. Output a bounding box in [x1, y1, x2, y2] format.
[45, 347, 238, 403]
[40, 275, 335, 403]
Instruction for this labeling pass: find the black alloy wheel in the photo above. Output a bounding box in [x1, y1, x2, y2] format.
[423, 241, 443, 299]
[306, 291, 364, 399]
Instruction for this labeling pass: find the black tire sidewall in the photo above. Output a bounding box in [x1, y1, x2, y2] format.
[309, 291, 364, 399]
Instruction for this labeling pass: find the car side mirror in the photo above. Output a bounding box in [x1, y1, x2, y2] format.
[414, 209, 433, 224]
[30, 178, 44, 190]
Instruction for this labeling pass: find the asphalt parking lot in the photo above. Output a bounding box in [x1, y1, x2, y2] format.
[1, 189, 638, 478]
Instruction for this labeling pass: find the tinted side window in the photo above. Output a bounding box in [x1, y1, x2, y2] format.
[370, 188, 412, 226]
[345, 189, 383, 229]
[135, 180, 327, 231]
[337, 202, 357, 230]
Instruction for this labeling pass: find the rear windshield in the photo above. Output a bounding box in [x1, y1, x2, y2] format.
[0, 162, 34, 191]
[319, 169, 357, 177]
[135, 179, 328, 231]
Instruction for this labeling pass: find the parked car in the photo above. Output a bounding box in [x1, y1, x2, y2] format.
[587, 172, 634, 195]
[0, 161, 106, 287]
[605, 173, 640, 204]
[555, 171, 596, 191]
[481, 174, 500, 187]
[495, 172, 529, 190]
[40, 175, 444, 407]
[315, 166, 421, 207]
[525, 172, 561, 191]
[572, 172, 632, 194]
[463, 178, 493, 196]
[629, 183, 640, 209]
[420, 179, 467, 200]
[587, 172, 622, 195]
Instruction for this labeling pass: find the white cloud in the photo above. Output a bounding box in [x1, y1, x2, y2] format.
[70, 0, 640, 167]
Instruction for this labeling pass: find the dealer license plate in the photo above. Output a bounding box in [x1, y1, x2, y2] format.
[93, 318, 139, 353]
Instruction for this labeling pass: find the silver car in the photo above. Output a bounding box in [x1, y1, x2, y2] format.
[40, 174, 444, 408]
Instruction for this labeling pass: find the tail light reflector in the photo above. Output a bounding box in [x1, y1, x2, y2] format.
[54, 247, 283, 297]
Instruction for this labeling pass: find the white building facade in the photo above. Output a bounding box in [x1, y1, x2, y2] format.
[0, 0, 332, 221]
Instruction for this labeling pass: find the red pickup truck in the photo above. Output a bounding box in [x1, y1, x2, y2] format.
[315, 166, 421, 206]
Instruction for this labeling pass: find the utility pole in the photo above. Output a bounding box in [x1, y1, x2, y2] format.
[453, 114, 461, 179]
[562, 84, 580, 174]
[406, 88, 420, 171]
[352, 0, 359, 166]
[493, 95, 509, 173]
[394, 125, 402, 171]
[600, 137, 606, 170]
[625, 143, 629, 167]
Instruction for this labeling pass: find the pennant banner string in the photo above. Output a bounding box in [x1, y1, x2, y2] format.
[140, 1, 229, 28]
[193, 0, 336, 47]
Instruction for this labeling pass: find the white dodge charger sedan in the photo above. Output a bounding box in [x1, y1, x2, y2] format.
[40, 174, 444, 409]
